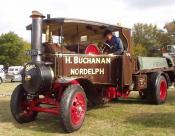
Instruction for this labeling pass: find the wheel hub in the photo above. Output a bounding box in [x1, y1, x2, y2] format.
[71, 93, 86, 125]
[77, 106, 83, 113]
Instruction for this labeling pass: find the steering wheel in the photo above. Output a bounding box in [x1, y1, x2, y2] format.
[98, 42, 113, 53]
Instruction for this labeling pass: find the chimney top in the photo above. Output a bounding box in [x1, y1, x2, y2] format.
[30, 11, 45, 18]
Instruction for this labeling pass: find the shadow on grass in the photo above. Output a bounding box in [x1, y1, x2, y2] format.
[0, 98, 64, 134]
[13, 114, 65, 134]
[113, 89, 175, 105]
[88, 104, 110, 110]
[126, 112, 175, 129]
[115, 98, 148, 105]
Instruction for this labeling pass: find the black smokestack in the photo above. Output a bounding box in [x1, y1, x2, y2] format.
[30, 11, 45, 62]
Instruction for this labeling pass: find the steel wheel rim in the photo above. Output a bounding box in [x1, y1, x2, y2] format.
[160, 80, 167, 101]
[71, 93, 86, 125]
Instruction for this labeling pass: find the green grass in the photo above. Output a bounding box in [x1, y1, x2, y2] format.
[0, 83, 175, 136]
[0, 82, 19, 94]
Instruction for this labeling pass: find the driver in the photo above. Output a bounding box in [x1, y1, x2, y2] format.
[103, 29, 124, 55]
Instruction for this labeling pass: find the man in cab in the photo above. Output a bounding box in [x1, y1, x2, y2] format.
[103, 29, 124, 55]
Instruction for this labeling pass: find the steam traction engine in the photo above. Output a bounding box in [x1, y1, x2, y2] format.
[10, 11, 173, 133]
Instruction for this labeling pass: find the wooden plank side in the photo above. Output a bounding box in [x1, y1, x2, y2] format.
[138, 57, 168, 70]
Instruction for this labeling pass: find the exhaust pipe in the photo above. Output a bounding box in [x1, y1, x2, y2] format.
[30, 11, 45, 62]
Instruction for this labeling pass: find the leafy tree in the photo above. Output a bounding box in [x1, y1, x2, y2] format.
[0, 32, 31, 66]
[165, 20, 175, 34]
[132, 43, 147, 57]
[156, 31, 171, 46]
[133, 23, 157, 47]
[132, 23, 171, 57]
[164, 20, 175, 44]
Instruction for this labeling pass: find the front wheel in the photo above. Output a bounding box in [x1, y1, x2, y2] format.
[10, 84, 38, 123]
[60, 84, 87, 133]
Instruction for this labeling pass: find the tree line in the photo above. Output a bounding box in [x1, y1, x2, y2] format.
[0, 23, 174, 66]
[132, 23, 174, 56]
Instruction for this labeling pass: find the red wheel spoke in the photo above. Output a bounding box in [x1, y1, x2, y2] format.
[160, 80, 167, 101]
[70, 93, 86, 125]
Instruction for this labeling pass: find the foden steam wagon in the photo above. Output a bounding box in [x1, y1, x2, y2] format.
[10, 11, 175, 132]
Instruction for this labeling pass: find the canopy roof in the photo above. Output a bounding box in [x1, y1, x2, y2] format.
[26, 18, 130, 41]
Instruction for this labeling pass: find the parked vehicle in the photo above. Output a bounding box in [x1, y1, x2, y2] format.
[0, 65, 5, 84]
[7, 66, 23, 82]
[10, 11, 175, 133]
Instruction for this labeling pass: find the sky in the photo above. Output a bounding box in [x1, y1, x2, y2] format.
[0, 0, 174, 41]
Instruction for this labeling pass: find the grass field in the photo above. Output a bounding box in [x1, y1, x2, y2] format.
[0, 83, 175, 136]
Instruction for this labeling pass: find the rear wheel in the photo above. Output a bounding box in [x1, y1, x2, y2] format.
[148, 73, 168, 104]
[60, 84, 87, 133]
[10, 84, 38, 123]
